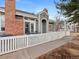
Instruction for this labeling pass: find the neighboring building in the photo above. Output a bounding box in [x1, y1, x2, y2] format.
[54, 19, 65, 31]
[0, 7, 54, 35]
[66, 22, 79, 32]
[49, 19, 55, 32]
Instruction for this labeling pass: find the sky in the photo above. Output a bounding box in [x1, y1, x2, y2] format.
[0, 0, 59, 20]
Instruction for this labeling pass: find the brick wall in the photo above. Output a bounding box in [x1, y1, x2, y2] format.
[15, 18, 24, 35]
[5, 0, 24, 35]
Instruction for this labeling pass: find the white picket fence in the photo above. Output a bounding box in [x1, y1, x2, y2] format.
[0, 31, 70, 55]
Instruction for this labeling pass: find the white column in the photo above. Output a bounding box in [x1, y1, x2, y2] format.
[34, 19, 36, 33]
[38, 15, 41, 33]
[47, 20, 49, 33]
[40, 19, 42, 33]
[23, 17, 25, 34]
[29, 23, 31, 33]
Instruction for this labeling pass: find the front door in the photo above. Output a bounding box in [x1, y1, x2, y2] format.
[42, 20, 46, 33]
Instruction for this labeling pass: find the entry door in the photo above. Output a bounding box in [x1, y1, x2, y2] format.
[42, 20, 46, 33]
[25, 22, 30, 34]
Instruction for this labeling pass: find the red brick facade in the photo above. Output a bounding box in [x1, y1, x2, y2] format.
[5, 0, 24, 35]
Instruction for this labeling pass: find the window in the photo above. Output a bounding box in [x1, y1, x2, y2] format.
[1, 27, 5, 31]
[36, 20, 38, 33]
[25, 22, 30, 34]
[24, 17, 28, 20]
[0, 13, 5, 31]
[31, 19, 34, 20]
[1, 12, 5, 15]
[16, 15, 23, 19]
[31, 23, 34, 33]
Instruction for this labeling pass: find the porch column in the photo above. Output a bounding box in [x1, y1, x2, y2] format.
[23, 17, 25, 34]
[47, 20, 49, 33]
[38, 17, 41, 33]
[34, 19, 37, 33]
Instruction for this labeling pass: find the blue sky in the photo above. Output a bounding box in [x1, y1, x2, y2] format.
[0, 0, 59, 20]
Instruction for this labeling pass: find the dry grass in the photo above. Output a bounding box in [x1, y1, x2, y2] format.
[37, 36, 79, 59]
[71, 33, 79, 37]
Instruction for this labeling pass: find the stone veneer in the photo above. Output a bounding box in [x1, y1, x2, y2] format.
[5, 0, 24, 35]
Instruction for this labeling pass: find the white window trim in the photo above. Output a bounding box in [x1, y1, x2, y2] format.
[24, 19, 36, 34]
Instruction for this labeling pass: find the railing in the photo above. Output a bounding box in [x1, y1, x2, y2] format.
[0, 31, 70, 55]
